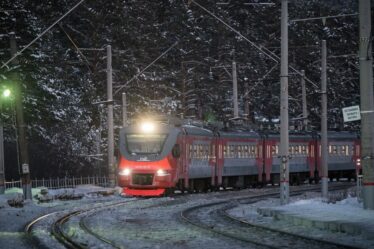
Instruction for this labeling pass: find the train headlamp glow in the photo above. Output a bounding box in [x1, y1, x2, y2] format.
[119, 168, 131, 176]
[140, 121, 155, 133]
[156, 169, 169, 176]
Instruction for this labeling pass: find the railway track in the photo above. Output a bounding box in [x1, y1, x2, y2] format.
[24, 183, 356, 249]
[25, 200, 136, 249]
[180, 183, 359, 249]
[25, 196, 189, 249]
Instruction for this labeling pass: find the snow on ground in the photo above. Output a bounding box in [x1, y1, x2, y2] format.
[0, 185, 123, 249]
[1, 186, 374, 249]
[228, 191, 374, 249]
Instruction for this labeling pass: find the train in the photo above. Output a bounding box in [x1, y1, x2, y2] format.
[117, 119, 361, 196]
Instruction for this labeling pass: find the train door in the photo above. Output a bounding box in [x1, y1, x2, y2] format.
[353, 139, 361, 175]
[256, 138, 264, 183]
[209, 136, 218, 187]
[215, 137, 223, 187]
[308, 139, 318, 181]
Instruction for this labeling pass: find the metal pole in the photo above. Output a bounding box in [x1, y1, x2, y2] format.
[0, 101, 4, 194]
[321, 40, 328, 200]
[107, 45, 115, 187]
[301, 70, 308, 130]
[232, 60, 239, 118]
[280, 0, 289, 205]
[359, 0, 374, 209]
[10, 35, 32, 200]
[122, 93, 127, 127]
[244, 80, 250, 124]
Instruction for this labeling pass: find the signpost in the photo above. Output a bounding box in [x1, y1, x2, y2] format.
[342, 105, 361, 122]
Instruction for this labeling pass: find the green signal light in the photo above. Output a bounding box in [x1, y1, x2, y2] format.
[3, 89, 11, 97]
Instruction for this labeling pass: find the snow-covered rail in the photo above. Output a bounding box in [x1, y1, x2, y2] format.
[180, 184, 356, 249]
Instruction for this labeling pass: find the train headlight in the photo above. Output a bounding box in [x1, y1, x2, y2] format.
[141, 121, 155, 133]
[119, 168, 131, 176]
[156, 169, 169, 176]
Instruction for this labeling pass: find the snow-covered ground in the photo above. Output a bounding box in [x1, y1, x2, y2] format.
[1, 186, 373, 249]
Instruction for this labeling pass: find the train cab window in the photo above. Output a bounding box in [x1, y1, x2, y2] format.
[224, 146, 228, 157]
[126, 134, 167, 155]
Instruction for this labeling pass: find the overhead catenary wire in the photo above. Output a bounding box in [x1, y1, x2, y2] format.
[59, 24, 92, 73]
[114, 41, 179, 96]
[1, 0, 85, 69]
[189, 0, 319, 89]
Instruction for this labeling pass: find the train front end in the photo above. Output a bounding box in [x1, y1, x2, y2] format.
[118, 121, 181, 196]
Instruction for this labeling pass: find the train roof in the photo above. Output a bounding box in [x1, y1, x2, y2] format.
[321, 131, 359, 139]
[181, 125, 214, 136]
[218, 130, 261, 139]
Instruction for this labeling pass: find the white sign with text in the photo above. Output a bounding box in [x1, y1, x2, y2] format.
[342, 105, 361, 122]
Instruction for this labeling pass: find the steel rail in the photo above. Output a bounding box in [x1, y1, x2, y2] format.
[180, 184, 355, 249]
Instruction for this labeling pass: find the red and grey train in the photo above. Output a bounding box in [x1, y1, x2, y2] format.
[117, 120, 361, 196]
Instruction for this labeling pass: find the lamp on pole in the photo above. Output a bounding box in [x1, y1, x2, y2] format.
[0, 87, 12, 194]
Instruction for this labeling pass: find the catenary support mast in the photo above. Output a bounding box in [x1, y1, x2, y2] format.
[321, 40, 328, 199]
[280, 0, 289, 205]
[107, 45, 115, 187]
[359, 0, 374, 209]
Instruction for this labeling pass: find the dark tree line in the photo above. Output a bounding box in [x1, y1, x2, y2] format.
[0, 0, 367, 179]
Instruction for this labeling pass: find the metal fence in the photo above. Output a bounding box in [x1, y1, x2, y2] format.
[5, 176, 110, 190]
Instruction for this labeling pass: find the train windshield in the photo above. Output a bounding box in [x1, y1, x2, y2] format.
[126, 134, 167, 155]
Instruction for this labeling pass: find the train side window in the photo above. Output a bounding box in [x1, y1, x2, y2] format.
[172, 144, 181, 158]
[341, 145, 349, 156]
[230, 145, 235, 158]
[302, 145, 307, 155]
[271, 145, 277, 156]
[211, 145, 216, 159]
[244, 145, 248, 158]
[251, 146, 256, 158]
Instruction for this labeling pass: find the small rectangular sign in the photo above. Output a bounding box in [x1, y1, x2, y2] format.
[342, 105, 361, 122]
[22, 163, 29, 174]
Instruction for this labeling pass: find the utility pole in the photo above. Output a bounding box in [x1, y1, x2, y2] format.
[321, 40, 328, 199]
[280, 0, 289, 205]
[122, 93, 127, 127]
[107, 45, 115, 187]
[0, 101, 4, 194]
[301, 70, 308, 130]
[359, 0, 374, 209]
[10, 35, 32, 200]
[232, 55, 239, 119]
[244, 80, 250, 124]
